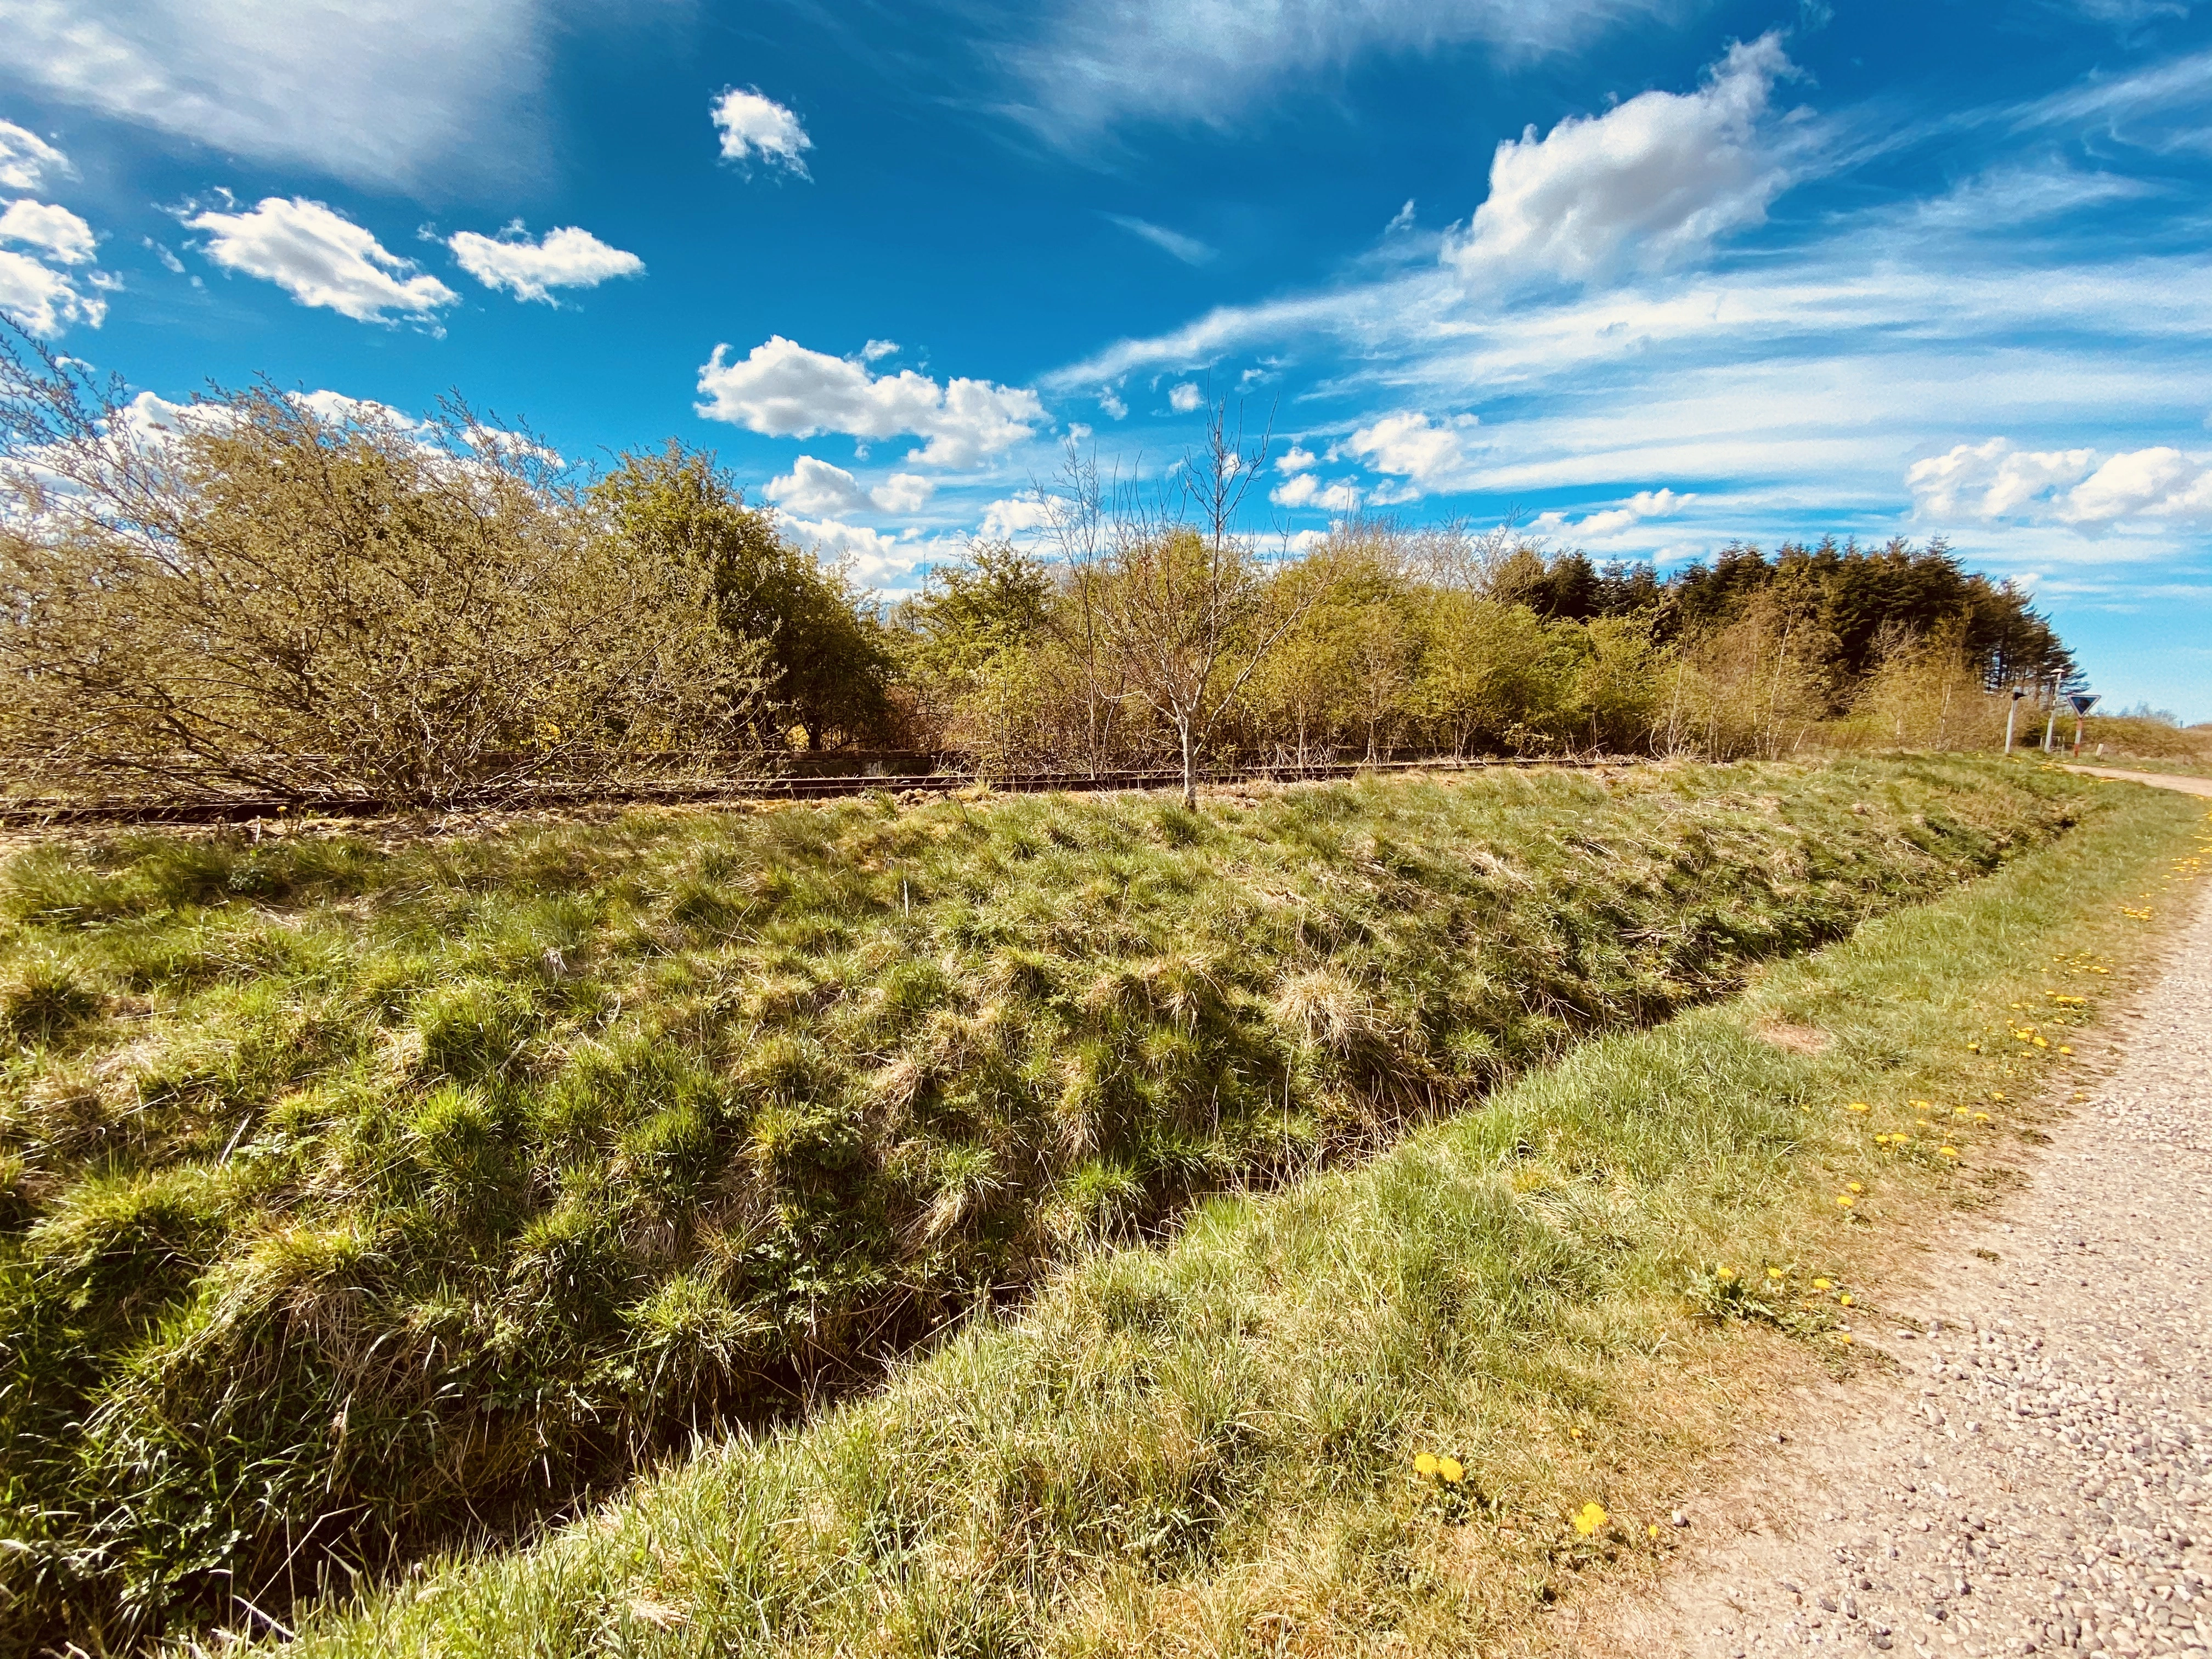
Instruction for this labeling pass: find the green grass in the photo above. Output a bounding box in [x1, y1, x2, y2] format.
[251, 775, 2211, 1659]
[0, 758, 2120, 1649]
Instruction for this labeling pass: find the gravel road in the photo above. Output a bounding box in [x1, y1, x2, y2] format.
[1606, 808, 2212, 1659]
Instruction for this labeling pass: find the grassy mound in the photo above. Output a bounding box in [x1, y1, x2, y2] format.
[0, 759, 2096, 1646]
[267, 775, 2210, 1659]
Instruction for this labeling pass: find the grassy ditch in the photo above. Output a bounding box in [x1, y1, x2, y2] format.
[0, 758, 2108, 1646]
[252, 773, 2212, 1658]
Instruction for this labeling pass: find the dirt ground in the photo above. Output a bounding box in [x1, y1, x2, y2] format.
[1579, 777, 2212, 1659]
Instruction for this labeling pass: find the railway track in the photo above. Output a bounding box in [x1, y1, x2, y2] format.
[0, 755, 1626, 829]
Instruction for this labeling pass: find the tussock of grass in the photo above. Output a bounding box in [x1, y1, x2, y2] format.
[253, 777, 2210, 1659]
[0, 759, 2102, 1646]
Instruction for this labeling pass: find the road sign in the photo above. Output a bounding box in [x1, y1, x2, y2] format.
[2067, 692, 2100, 716]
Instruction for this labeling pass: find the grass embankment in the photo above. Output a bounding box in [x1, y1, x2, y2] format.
[258, 772, 2211, 1659]
[0, 759, 2108, 1647]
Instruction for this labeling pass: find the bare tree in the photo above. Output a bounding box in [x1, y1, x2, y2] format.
[1080, 395, 1316, 809]
[0, 328, 763, 805]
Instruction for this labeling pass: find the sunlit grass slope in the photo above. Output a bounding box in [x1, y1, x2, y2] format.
[264, 776, 2211, 1659]
[0, 759, 2103, 1645]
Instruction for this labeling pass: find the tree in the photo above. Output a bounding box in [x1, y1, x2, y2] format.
[593, 444, 895, 749]
[1075, 398, 1313, 808]
[0, 334, 755, 804]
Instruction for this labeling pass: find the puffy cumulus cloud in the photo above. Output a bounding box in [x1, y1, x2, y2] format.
[1098, 388, 1128, 420]
[0, 120, 71, 192]
[1341, 411, 1475, 495]
[0, 200, 96, 264]
[1905, 439, 2096, 521]
[778, 517, 921, 587]
[713, 88, 811, 175]
[1907, 438, 2212, 534]
[1168, 381, 1204, 413]
[1531, 487, 1695, 540]
[1444, 33, 1796, 286]
[979, 493, 1058, 541]
[187, 196, 456, 323]
[765, 455, 935, 517]
[0, 248, 107, 335]
[1276, 444, 1318, 475]
[861, 338, 899, 362]
[0, 0, 551, 193]
[447, 223, 642, 304]
[697, 336, 1045, 469]
[1269, 471, 1361, 511]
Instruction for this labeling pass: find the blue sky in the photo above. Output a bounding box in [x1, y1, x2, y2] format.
[4, 0, 2210, 720]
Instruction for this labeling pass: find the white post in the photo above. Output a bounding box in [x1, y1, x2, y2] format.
[2004, 690, 2023, 755]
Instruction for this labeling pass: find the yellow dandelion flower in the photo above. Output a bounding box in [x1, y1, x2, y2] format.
[2059, 1045, 2074, 1055]
[1573, 1501, 1609, 1537]
[1648, 1523, 1662, 1540]
[1439, 1457, 1465, 1484]
[1836, 1331, 1854, 1345]
[1716, 1266, 1735, 1280]
[1836, 1194, 1855, 1208]
[1848, 1182, 1864, 1193]
[1414, 1452, 1440, 1477]
[1839, 1294, 1854, 1307]
[1812, 1277, 1832, 1290]
[2033, 1036, 2049, 1048]
[1973, 1111, 1990, 1122]
[1967, 1042, 1980, 1052]
[1767, 1267, 1785, 1280]
[1847, 1102, 1871, 1114]
[1939, 1146, 1959, 1159]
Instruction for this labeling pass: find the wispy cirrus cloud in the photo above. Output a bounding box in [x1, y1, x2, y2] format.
[1104, 214, 1215, 264]
[0, 0, 560, 191]
[996, 0, 1670, 144]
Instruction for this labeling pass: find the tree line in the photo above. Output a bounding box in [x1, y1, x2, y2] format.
[0, 336, 2077, 808]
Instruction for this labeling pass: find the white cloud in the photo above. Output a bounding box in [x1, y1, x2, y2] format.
[447, 223, 642, 303]
[1911, 161, 2154, 230]
[1907, 438, 2212, 534]
[1277, 444, 1318, 475]
[1005, 0, 1662, 142]
[0, 0, 551, 191]
[1444, 33, 1797, 286]
[290, 388, 421, 430]
[1168, 381, 1204, 412]
[861, 338, 900, 362]
[1531, 487, 1696, 540]
[1269, 471, 1361, 511]
[979, 493, 1058, 541]
[0, 248, 106, 335]
[713, 88, 812, 175]
[765, 455, 936, 517]
[0, 120, 71, 192]
[1905, 439, 2097, 521]
[779, 516, 916, 585]
[1341, 411, 1474, 495]
[0, 200, 94, 265]
[187, 196, 457, 323]
[1098, 388, 1128, 419]
[1105, 214, 1215, 264]
[696, 336, 1046, 469]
